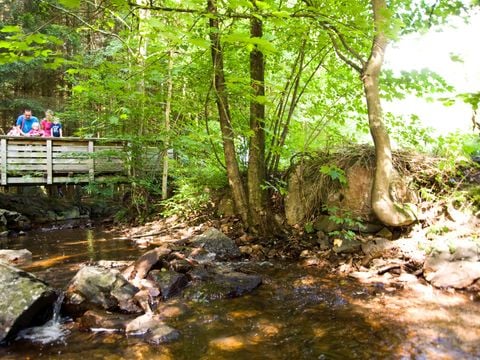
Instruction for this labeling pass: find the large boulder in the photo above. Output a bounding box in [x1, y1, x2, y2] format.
[0, 209, 31, 231]
[0, 263, 57, 343]
[189, 228, 241, 260]
[183, 267, 262, 302]
[147, 269, 189, 300]
[285, 160, 417, 226]
[0, 249, 32, 265]
[63, 265, 141, 316]
[423, 238, 480, 289]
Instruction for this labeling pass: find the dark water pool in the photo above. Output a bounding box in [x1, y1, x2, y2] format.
[1, 227, 480, 359]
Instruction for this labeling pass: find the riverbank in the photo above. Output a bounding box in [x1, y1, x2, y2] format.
[1, 186, 479, 294]
[119, 207, 480, 295]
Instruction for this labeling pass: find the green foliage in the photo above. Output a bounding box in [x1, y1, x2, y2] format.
[0, 0, 474, 225]
[382, 69, 453, 101]
[434, 132, 479, 169]
[160, 182, 211, 220]
[261, 178, 287, 196]
[326, 206, 364, 230]
[426, 224, 450, 239]
[304, 221, 315, 234]
[160, 160, 227, 219]
[329, 229, 356, 242]
[386, 112, 435, 150]
[320, 165, 347, 186]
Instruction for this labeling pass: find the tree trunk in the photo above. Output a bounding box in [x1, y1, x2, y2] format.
[162, 49, 173, 200]
[207, 0, 249, 225]
[247, 14, 268, 233]
[362, 0, 416, 226]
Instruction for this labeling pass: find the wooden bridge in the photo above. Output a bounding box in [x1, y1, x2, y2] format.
[0, 136, 130, 185]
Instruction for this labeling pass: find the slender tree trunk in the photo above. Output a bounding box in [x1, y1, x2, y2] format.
[137, 0, 149, 137]
[362, 0, 416, 226]
[207, 0, 249, 225]
[162, 49, 173, 200]
[247, 14, 268, 233]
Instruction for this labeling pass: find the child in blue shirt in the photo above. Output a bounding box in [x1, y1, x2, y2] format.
[51, 117, 63, 137]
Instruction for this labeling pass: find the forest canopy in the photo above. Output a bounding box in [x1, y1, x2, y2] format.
[0, 0, 478, 233]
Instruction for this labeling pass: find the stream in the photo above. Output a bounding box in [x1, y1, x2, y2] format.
[1, 226, 480, 359]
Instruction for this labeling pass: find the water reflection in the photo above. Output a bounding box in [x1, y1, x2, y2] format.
[0, 226, 143, 288]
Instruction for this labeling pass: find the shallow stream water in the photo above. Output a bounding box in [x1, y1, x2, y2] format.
[1, 226, 480, 359]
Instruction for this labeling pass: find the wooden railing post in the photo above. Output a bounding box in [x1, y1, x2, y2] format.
[1, 139, 7, 185]
[46, 139, 53, 184]
[88, 140, 94, 181]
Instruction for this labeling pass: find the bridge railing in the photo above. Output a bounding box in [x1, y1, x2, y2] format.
[0, 136, 128, 185]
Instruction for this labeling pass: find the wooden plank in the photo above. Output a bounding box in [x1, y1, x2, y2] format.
[1, 139, 7, 185]
[52, 164, 91, 172]
[52, 146, 90, 152]
[50, 158, 90, 165]
[7, 177, 46, 184]
[6, 151, 49, 158]
[7, 158, 47, 164]
[7, 164, 47, 171]
[6, 145, 47, 152]
[52, 176, 90, 184]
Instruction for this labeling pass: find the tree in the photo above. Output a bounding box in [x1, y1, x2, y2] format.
[303, 0, 467, 226]
[362, 0, 416, 226]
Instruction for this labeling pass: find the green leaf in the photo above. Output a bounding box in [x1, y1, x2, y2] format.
[0, 25, 22, 33]
[188, 38, 210, 49]
[255, 1, 270, 10]
[272, 11, 290, 18]
[0, 40, 12, 49]
[57, 0, 81, 9]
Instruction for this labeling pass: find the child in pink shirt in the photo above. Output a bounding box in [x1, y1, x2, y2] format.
[40, 109, 54, 137]
[28, 122, 44, 137]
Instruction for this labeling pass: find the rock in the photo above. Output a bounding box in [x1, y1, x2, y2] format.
[425, 261, 480, 289]
[169, 258, 194, 274]
[147, 323, 181, 344]
[0, 249, 32, 265]
[313, 215, 342, 233]
[125, 313, 180, 344]
[78, 309, 134, 331]
[332, 237, 362, 254]
[122, 247, 171, 283]
[147, 270, 189, 300]
[190, 228, 241, 260]
[316, 231, 330, 250]
[183, 269, 262, 302]
[361, 238, 396, 260]
[217, 197, 235, 217]
[376, 227, 393, 240]
[423, 239, 480, 289]
[156, 300, 191, 319]
[393, 238, 425, 265]
[0, 263, 57, 343]
[0, 209, 31, 231]
[63, 266, 141, 317]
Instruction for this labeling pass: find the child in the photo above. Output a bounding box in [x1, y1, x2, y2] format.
[41, 109, 54, 137]
[27, 122, 44, 137]
[51, 117, 63, 137]
[7, 126, 22, 136]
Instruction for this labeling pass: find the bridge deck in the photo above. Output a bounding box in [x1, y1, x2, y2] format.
[0, 136, 127, 185]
